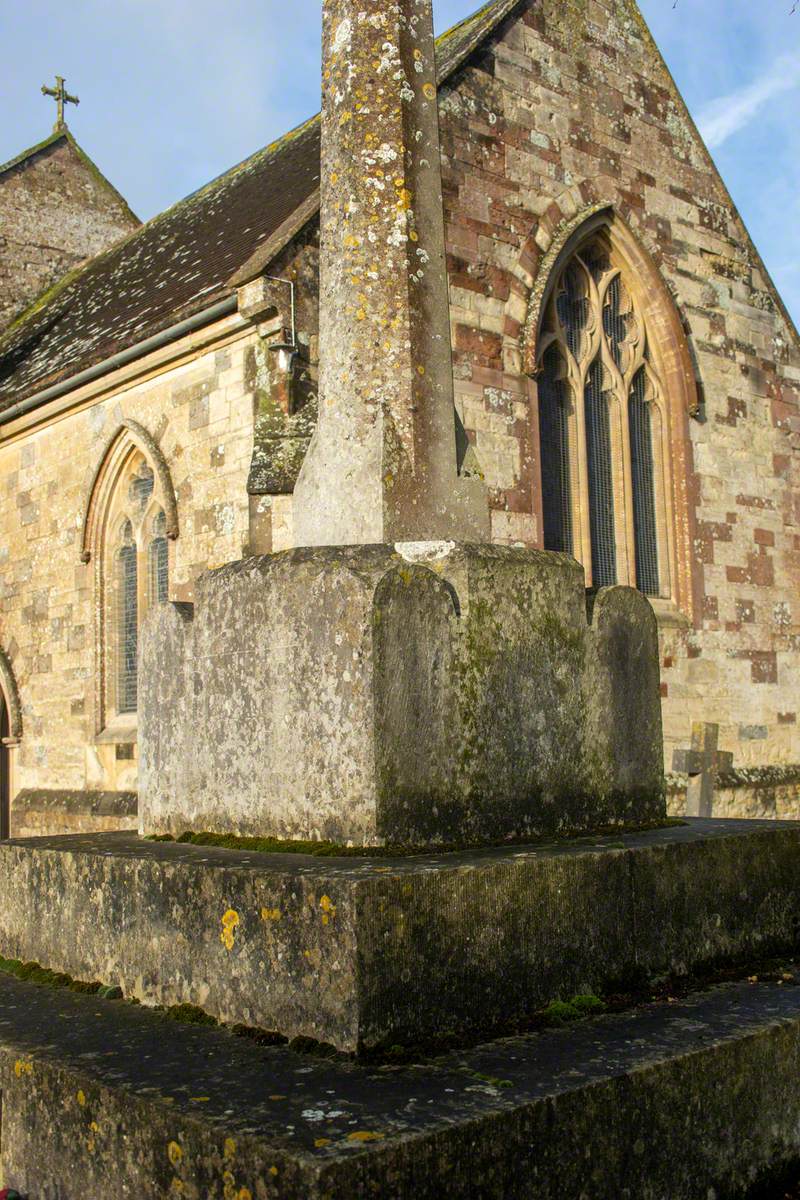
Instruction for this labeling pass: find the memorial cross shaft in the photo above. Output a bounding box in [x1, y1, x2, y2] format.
[292, 0, 488, 546]
[672, 722, 733, 818]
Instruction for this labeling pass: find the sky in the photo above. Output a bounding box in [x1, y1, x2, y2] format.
[1, 1, 798, 327]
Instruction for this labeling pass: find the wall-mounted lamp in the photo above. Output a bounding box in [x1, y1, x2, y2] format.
[268, 342, 297, 375]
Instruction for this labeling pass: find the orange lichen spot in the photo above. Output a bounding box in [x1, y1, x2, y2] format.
[269, 1094, 287, 1101]
[339, 110, 352, 126]
[224, 1137, 237, 1160]
[356, 309, 367, 322]
[261, 907, 281, 923]
[168, 1141, 184, 1166]
[220, 908, 240, 951]
[320, 895, 337, 925]
[269, 1166, 279, 1177]
[347, 1131, 385, 1143]
[423, 82, 436, 99]
[330, 171, 339, 185]
[76, 1089, 87, 1107]
[14, 1058, 33, 1078]
[238, 1190, 253, 1200]
[396, 189, 413, 211]
[170, 1181, 184, 1196]
[315, 1138, 332, 1148]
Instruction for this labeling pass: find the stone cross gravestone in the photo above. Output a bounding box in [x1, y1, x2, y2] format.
[672, 722, 734, 818]
[138, 0, 667, 846]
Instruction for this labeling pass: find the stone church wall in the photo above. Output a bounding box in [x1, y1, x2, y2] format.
[0, 330, 259, 805]
[1, 0, 799, 821]
[436, 0, 800, 775]
[0, 135, 139, 330]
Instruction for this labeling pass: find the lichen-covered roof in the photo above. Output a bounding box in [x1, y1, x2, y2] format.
[0, 0, 523, 414]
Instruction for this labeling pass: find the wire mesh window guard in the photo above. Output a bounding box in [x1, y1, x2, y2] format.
[629, 369, 660, 595]
[537, 232, 665, 596]
[116, 520, 138, 715]
[538, 344, 573, 554]
[148, 510, 169, 605]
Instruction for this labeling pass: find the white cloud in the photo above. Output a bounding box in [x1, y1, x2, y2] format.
[697, 53, 800, 148]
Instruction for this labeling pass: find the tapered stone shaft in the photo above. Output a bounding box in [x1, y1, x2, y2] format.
[293, 0, 489, 546]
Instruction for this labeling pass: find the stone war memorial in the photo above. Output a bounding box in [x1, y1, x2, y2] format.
[1, 0, 800, 1196]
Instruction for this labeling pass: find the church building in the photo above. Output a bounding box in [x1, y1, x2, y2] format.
[0, 0, 798, 836]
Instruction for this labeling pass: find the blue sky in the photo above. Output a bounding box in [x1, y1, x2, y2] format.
[1, 1, 798, 327]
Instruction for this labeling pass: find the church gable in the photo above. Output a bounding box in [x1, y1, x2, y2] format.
[0, 130, 140, 332]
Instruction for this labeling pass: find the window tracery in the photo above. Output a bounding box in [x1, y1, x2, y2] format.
[536, 230, 669, 598]
[101, 451, 170, 725]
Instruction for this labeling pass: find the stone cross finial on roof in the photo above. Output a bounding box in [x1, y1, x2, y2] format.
[41, 75, 79, 133]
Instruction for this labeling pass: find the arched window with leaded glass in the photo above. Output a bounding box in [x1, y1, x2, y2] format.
[535, 224, 671, 599]
[98, 450, 171, 726]
[116, 519, 138, 714]
[148, 510, 169, 605]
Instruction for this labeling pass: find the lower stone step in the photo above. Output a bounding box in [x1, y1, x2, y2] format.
[1, 970, 800, 1198]
[0, 819, 799, 1051]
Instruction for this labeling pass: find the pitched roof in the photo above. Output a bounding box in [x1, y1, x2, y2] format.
[0, 0, 522, 415]
[0, 128, 138, 224]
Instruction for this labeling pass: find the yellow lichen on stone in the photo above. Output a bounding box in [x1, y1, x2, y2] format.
[220, 908, 240, 951]
[14, 1058, 33, 1077]
[168, 1140, 184, 1166]
[261, 907, 281, 922]
[76, 1088, 87, 1106]
[320, 893, 337, 925]
[315, 1137, 332, 1148]
[224, 1136, 237, 1160]
[347, 1130, 385, 1143]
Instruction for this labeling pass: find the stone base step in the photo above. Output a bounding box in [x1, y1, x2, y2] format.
[1, 969, 800, 1198]
[0, 819, 799, 1052]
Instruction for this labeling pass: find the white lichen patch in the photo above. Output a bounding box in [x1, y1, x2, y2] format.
[395, 540, 456, 562]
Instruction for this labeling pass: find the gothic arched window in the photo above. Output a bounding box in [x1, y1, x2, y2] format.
[148, 510, 169, 605]
[102, 451, 170, 724]
[535, 228, 669, 598]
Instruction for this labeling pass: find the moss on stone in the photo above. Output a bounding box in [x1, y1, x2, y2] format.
[162, 1003, 217, 1027]
[0, 954, 102, 995]
[148, 818, 684, 858]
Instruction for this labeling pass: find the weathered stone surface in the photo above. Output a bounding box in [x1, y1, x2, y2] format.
[0, 820, 798, 1053]
[3, 968, 800, 1198]
[140, 542, 664, 845]
[0, 131, 139, 329]
[9, 788, 137, 838]
[292, 0, 488, 544]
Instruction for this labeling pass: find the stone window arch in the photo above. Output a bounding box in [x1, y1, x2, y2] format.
[81, 421, 177, 732]
[533, 214, 688, 606]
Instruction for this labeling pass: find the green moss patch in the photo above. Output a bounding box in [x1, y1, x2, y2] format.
[0, 954, 104, 995]
[147, 817, 684, 858]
